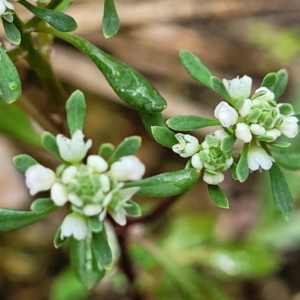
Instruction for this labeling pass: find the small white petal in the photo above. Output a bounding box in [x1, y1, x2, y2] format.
[83, 204, 103, 216]
[111, 210, 127, 226]
[240, 75, 252, 99]
[68, 193, 83, 207]
[60, 213, 89, 240]
[278, 115, 299, 138]
[203, 172, 224, 185]
[235, 123, 252, 143]
[214, 102, 238, 127]
[214, 129, 230, 141]
[51, 183, 68, 206]
[239, 99, 252, 117]
[172, 133, 200, 157]
[191, 154, 203, 170]
[265, 129, 281, 141]
[117, 187, 140, 201]
[247, 145, 274, 171]
[25, 164, 56, 195]
[254, 87, 275, 102]
[250, 124, 266, 135]
[224, 157, 234, 170]
[110, 155, 145, 181]
[223, 76, 252, 100]
[61, 166, 77, 184]
[87, 155, 108, 173]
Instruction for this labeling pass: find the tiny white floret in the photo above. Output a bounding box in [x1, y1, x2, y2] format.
[247, 145, 274, 171]
[51, 182, 69, 206]
[87, 155, 108, 173]
[61, 166, 77, 184]
[60, 213, 89, 240]
[235, 123, 252, 143]
[254, 87, 275, 102]
[203, 171, 224, 185]
[223, 75, 252, 100]
[239, 99, 252, 117]
[191, 153, 203, 170]
[172, 133, 200, 158]
[214, 102, 238, 127]
[278, 115, 298, 138]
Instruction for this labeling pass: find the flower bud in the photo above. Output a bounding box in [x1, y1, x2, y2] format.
[87, 155, 108, 173]
[247, 145, 274, 171]
[278, 115, 299, 138]
[223, 75, 252, 100]
[203, 171, 224, 185]
[172, 133, 200, 158]
[214, 102, 238, 127]
[235, 123, 252, 143]
[51, 183, 69, 206]
[60, 213, 89, 240]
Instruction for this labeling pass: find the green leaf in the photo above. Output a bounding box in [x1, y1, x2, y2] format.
[107, 136, 141, 165]
[124, 200, 141, 217]
[269, 141, 291, 149]
[13, 154, 38, 173]
[0, 45, 22, 103]
[50, 31, 167, 112]
[221, 135, 236, 153]
[271, 149, 300, 170]
[30, 198, 54, 212]
[70, 237, 105, 289]
[270, 69, 288, 101]
[210, 76, 234, 105]
[0, 202, 57, 231]
[53, 227, 66, 248]
[151, 126, 177, 148]
[236, 144, 249, 182]
[179, 50, 213, 88]
[88, 217, 103, 232]
[92, 231, 113, 270]
[269, 163, 293, 219]
[261, 72, 277, 88]
[98, 143, 115, 159]
[19, 0, 77, 32]
[66, 90, 86, 135]
[42, 132, 61, 159]
[2, 19, 21, 45]
[207, 184, 229, 209]
[167, 115, 220, 131]
[139, 111, 166, 137]
[102, 0, 120, 38]
[124, 169, 200, 197]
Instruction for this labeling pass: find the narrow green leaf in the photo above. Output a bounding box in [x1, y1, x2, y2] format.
[124, 169, 200, 197]
[210, 76, 234, 105]
[271, 149, 300, 170]
[236, 144, 249, 182]
[167, 115, 220, 131]
[139, 111, 166, 137]
[49, 31, 167, 112]
[221, 135, 236, 153]
[207, 185, 229, 209]
[230, 162, 238, 180]
[92, 231, 113, 270]
[124, 200, 141, 217]
[13, 154, 38, 173]
[151, 126, 177, 148]
[53, 227, 66, 248]
[2, 19, 21, 45]
[42, 132, 61, 159]
[269, 163, 293, 219]
[270, 69, 288, 101]
[0, 45, 22, 103]
[98, 143, 115, 159]
[261, 72, 277, 88]
[70, 237, 105, 289]
[19, 0, 77, 32]
[179, 50, 213, 88]
[269, 141, 291, 149]
[102, 0, 120, 38]
[30, 198, 54, 212]
[0, 202, 57, 231]
[66, 90, 86, 135]
[107, 136, 141, 165]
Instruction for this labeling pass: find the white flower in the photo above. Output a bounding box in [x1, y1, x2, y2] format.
[235, 123, 252, 143]
[172, 133, 200, 158]
[61, 166, 77, 184]
[265, 129, 281, 141]
[51, 182, 69, 206]
[110, 155, 145, 181]
[214, 102, 238, 127]
[83, 204, 103, 216]
[253, 87, 275, 102]
[278, 115, 298, 138]
[56, 130, 92, 163]
[191, 153, 203, 170]
[0, 0, 14, 16]
[223, 75, 252, 100]
[250, 124, 266, 135]
[87, 155, 108, 173]
[239, 99, 252, 117]
[214, 129, 230, 141]
[60, 213, 89, 240]
[68, 193, 83, 206]
[25, 164, 56, 195]
[203, 171, 224, 185]
[110, 187, 140, 226]
[247, 145, 274, 171]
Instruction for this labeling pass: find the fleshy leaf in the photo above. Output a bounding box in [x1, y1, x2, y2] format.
[98, 143, 115, 159]
[210, 76, 234, 105]
[124, 169, 200, 197]
[92, 231, 113, 270]
[66, 90, 86, 135]
[30, 198, 54, 212]
[124, 200, 141, 217]
[0, 201, 57, 231]
[236, 144, 249, 182]
[50, 31, 167, 112]
[261, 72, 277, 89]
[42, 132, 61, 159]
[269, 163, 293, 219]
[139, 111, 166, 137]
[0, 45, 22, 103]
[88, 217, 103, 232]
[268, 69, 288, 101]
[107, 136, 141, 165]
[53, 227, 66, 248]
[221, 135, 236, 153]
[13, 154, 38, 173]
[271, 149, 300, 170]
[70, 237, 105, 289]
[207, 185, 229, 209]
[2, 19, 21, 45]
[167, 115, 220, 131]
[102, 0, 120, 38]
[269, 141, 291, 149]
[179, 50, 213, 88]
[19, 0, 77, 32]
[151, 126, 177, 148]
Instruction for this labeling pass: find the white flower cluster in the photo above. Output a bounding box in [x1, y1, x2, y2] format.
[0, 0, 14, 22]
[25, 130, 145, 240]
